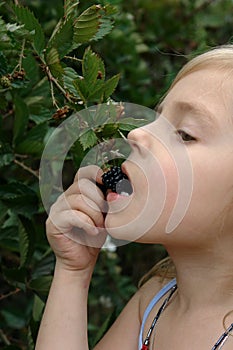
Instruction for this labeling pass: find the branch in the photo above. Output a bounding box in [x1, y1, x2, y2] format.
[43, 63, 73, 105]
[0, 288, 21, 301]
[14, 159, 40, 179]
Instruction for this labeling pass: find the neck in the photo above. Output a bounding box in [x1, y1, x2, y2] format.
[166, 245, 233, 312]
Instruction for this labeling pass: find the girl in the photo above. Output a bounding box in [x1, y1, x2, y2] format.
[35, 45, 233, 350]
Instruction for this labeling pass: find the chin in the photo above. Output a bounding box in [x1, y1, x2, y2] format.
[104, 213, 164, 245]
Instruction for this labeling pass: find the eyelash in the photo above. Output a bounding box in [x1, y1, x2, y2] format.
[176, 129, 197, 142]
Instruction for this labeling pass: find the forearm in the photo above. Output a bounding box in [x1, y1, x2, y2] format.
[35, 263, 91, 350]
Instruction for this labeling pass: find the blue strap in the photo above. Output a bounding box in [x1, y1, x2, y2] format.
[138, 278, 177, 350]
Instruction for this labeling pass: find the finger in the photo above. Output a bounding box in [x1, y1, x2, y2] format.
[64, 178, 105, 209]
[53, 194, 105, 228]
[74, 165, 104, 185]
[47, 209, 100, 236]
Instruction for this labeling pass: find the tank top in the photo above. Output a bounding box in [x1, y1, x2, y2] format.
[138, 278, 177, 350]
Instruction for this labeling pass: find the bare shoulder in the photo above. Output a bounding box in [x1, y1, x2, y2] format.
[137, 276, 173, 321]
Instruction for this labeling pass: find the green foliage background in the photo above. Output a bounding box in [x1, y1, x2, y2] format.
[0, 0, 233, 348]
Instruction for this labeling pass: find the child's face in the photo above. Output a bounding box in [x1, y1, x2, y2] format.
[105, 67, 233, 247]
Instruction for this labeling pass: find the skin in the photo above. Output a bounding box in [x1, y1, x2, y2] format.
[35, 66, 233, 350]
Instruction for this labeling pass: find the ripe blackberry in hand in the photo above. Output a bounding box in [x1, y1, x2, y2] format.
[102, 166, 133, 195]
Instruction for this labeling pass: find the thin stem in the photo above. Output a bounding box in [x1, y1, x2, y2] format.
[64, 55, 82, 63]
[18, 38, 26, 71]
[44, 64, 73, 104]
[14, 159, 39, 179]
[49, 77, 59, 108]
[0, 288, 21, 301]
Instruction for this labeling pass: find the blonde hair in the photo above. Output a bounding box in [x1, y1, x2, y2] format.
[140, 44, 233, 287]
[170, 44, 233, 90]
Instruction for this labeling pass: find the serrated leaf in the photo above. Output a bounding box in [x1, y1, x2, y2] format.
[0, 182, 38, 218]
[47, 18, 74, 59]
[18, 219, 29, 267]
[63, 67, 81, 97]
[45, 47, 64, 79]
[83, 47, 104, 85]
[73, 48, 106, 103]
[14, 5, 45, 54]
[79, 129, 98, 150]
[103, 74, 120, 100]
[13, 96, 29, 146]
[46, 47, 59, 66]
[73, 78, 87, 102]
[64, 0, 80, 19]
[87, 80, 105, 101]
[73, 5, 116, 46]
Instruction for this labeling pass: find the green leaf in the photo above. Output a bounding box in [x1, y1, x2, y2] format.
[0, 17, 12, 52]
[13, 96, 29, 146]
[32, 294, 45, 322]
[0, 182, 38, 218]
[73, 5, 116, 46]
[79, 129, 98, 151]
[0, 142, 14, 167]
[47, 18, 74, 59]
[73, 48, 106, 103]
[18, 220, 29, 267]
[63, 67, 81, 97]
[64, 0, 80, 19]
[14, 5, 45, 54]
[15, 122, 48, 156]
[0, 52, 8, 75]
[0, 153, 15, 168]
[0, 225, 19, 252]
[29, 276, 53, 294]
[83, 47, 105, 85]
[45, 47, 64, 79]
[103, 74, 120, 100]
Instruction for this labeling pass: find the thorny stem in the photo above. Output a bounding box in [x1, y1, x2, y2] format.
[49, 76, 59, 108]
[44, 64, 73, 105]
[19, 38, 25, 71]
[14, 158, 39, 179]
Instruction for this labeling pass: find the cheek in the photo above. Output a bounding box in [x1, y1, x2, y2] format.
[179, 155, 233, 233]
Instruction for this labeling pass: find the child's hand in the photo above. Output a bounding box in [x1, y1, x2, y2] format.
[46, 165, 107, 275]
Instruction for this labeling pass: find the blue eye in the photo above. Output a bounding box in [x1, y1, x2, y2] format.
[177, 130, 196, 142]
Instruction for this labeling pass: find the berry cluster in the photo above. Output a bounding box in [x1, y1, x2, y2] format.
[101, 166, 133, 195]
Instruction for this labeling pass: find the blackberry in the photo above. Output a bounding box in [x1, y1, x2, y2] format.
[101, 166, 133, 195]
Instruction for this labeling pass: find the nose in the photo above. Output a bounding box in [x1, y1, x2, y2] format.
[127, 125, 152, 152]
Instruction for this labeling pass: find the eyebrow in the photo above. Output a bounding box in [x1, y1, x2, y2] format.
[156, 101, 219, 129]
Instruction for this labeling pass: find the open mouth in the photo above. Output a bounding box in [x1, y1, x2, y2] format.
[101, 166, 133, 197]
